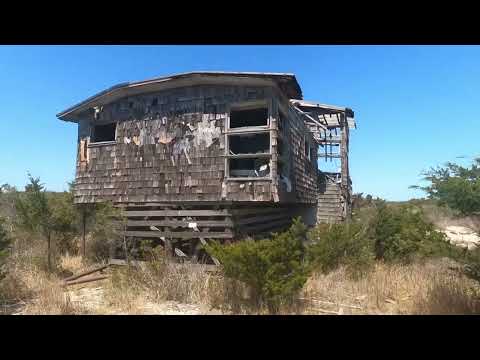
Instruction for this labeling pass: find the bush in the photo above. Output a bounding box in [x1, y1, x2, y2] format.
[15, 175, 79, 270]
[205, 218, 310, 314]
[372, 204, 457, 263]
[87, 202, 125, 262]
[307, 222, 374, 279]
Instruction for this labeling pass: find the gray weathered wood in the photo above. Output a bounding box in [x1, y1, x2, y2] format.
[123, 230, 233, 239]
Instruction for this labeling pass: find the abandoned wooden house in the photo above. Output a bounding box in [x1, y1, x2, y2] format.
[57, 71, 356, 261]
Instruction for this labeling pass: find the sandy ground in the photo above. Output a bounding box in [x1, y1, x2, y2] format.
[64, 283, 222, 315]
[442, 225, 480, 249]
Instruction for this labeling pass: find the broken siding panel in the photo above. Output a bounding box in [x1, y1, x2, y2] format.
[273, 101, 318, 205]
[74, 84, 275, 204]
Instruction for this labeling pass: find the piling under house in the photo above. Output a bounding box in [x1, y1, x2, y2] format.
[57, 72, 356, 261]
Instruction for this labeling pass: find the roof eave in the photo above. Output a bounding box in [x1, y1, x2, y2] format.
[57, 71, 302, 122]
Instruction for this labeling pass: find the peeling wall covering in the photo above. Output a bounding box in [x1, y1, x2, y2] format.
[74, 85, 276, 204]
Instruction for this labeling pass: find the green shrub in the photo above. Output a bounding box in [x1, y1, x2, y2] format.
[307, 222, 374, 279]
[372, 204, 456, 263]
[48, 191, 78, 255]
[87, 202, 125, 262]
[14, 175, 80, 270]
[205, 218, 310, 314]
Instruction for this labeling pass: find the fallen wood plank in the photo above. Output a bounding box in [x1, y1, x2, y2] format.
[63, 264, 110, 282]
[63, 275, 109, 287]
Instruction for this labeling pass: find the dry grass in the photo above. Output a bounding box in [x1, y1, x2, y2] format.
[1, 262, 91, 315]
[102, 261, 230, 314]
[5, 255, 480, 315]
[0, 237, 91, 315]
[302, 258, 480, 315]
[59, 253, 84, 274]
[3, 232, 480, 315]
[18, 271, 89, 315]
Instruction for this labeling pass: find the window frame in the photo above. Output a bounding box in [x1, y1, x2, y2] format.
[225, 99, 273, 180]
[89, 121, 118, 147]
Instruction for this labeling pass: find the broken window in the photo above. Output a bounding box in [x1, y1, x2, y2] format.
[228, 133, 269, 155]
[230, 107, 268, 128]
[91, 123, 116, 143]
[229, 158, 270, 178]
[226, 103, 271, 179]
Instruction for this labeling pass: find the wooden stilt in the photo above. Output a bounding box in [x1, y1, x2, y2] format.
[82, 205, 87, 259]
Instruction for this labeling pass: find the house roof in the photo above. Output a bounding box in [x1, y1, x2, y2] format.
[57, 71, 303, 122]
[290, 99, 356, 129]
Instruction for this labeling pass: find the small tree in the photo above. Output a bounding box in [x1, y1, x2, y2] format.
[205, 218, 310, 313]
[15, 174, 56, 271]
[411, 158, 480, 215]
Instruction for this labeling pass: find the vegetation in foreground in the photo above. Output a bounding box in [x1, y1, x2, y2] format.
[1, 157, 480, 314]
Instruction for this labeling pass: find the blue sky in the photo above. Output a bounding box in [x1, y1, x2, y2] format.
[1, 45, 479, 200]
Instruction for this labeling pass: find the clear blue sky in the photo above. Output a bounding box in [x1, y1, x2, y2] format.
[1, 45, 479, 200]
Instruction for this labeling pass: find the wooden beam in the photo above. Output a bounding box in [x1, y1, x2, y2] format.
[292, 106, 327, 130]
[236, 212, 291, 226]
[123, 230, 233, 239]
[226, 127, 270, 135]
[123, 209, 230, 217]
[317, 154, 341, 159]
[226, 153, 271, 159]
[81, 205, 87, 259]
[231, 207, 288, 217]
[125, 219, 234, 228]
